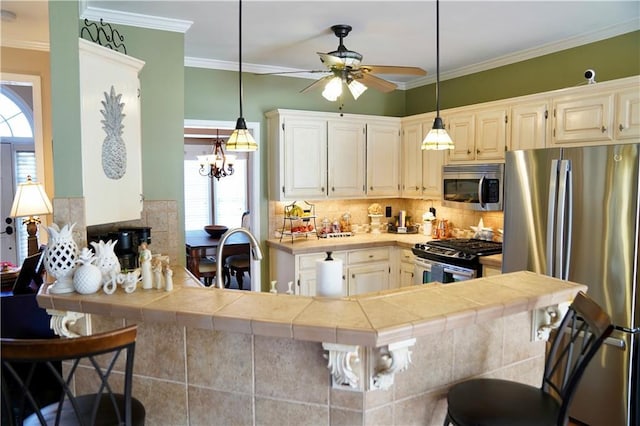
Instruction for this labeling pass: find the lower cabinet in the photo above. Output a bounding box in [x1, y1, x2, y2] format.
[269, 246, 395, 296]
[398, 249, 416, 287]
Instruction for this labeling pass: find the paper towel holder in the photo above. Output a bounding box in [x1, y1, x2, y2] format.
[325, 251, 334, 261]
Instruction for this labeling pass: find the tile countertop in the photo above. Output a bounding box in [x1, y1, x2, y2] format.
[266, 232, 428, 254]
[37, 268, 585, 348]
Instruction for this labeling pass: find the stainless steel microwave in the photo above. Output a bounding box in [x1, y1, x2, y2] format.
[442, 164, 504, 211]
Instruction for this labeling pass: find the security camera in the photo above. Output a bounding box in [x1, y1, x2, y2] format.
[584, 69, 596, 84]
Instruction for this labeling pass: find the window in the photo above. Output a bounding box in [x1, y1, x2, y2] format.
[184, 143, 248, 230]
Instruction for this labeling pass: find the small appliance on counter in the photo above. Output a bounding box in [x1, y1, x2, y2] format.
[87, 226, 151, 271]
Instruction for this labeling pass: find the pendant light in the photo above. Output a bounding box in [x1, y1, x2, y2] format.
[226, 0, 258, 152]
[422, 0, 454, 151]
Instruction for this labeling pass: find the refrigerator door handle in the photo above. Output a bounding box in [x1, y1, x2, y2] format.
[478, 176, 486, 209]
[546, 159, 560, 277]
[556, 160, 572, 280]
[603, 336, 627, 350]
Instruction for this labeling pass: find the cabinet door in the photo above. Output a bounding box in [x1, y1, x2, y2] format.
[398, 249, 416, 288]
[328, 120, 366, 198]
[552, 93, 614, 144]
[446, 113, 475, 162]
[401, 122, 423, 197]
[615, 88, 640, 140]
[510, 102, 548, 150]
[475, 108, 507, 160]
[422, 148, 445, 198]
[283, 117, 327, 199]
[367, 123, 401, 196]
[79, 39, 144, 226]
[348, 262, 390, 295]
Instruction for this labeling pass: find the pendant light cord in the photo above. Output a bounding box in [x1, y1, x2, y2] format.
[238, 0, 244, 118]
[435, 0, 440, 116]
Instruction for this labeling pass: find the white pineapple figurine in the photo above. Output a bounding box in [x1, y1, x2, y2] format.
[91, 239, 121, 285]
[73, 248, 103, 294]
[100, 85, 127, 180]
[43, 223, 78, 294]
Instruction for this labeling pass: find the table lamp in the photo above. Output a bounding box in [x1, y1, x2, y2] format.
[10, 175, 53, 256]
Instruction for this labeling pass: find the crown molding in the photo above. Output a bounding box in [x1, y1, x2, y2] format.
[405, 20, 640, 89]
[79, 1, 192, 33]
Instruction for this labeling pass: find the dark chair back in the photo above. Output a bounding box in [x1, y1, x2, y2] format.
[1, 325, 145, 426]
[543, 291, 614, 422]
[11, 250, 45, 295]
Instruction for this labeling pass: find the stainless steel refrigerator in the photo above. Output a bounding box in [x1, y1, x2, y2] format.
[503, 143, 639, 426]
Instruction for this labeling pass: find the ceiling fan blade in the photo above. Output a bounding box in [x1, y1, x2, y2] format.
[358, 73, 397, 93]
[361, 65, 427, 76]
[300, 75, 333, 93]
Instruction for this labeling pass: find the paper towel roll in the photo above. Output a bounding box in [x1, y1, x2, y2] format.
[316, 258, 343, 297]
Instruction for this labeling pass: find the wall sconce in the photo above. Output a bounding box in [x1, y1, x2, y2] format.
[198, 132, 235, 180]
[10, 175, 53, 256]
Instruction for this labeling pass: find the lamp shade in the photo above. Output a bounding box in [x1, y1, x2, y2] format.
[421, 117, 454, 150]
[226, 117, 258, 152]
[10, 176, 53, 218]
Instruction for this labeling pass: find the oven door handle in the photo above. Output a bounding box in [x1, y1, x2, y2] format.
[444, 268, 475, 280]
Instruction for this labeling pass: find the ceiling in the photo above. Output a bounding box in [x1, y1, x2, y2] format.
[1, 1, 638, 88]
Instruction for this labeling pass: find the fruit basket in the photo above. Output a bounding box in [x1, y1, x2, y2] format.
[280, 201, 319, 242]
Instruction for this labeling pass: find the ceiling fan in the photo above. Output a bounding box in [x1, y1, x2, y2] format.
[263, 24, 427, 101]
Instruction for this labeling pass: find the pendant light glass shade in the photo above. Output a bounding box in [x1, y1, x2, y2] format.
[347, 79, 367, 100]
[422, 0, 453, 151]
[322, 76, 343, 101]
[227, 0, 257, 152]
[227, 117, 258, 151]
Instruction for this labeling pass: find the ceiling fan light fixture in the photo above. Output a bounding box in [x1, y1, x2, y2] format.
[422, 0, 453, 151]
[322, 76, 343, 101]
[347, 79, 367, 100]
[422, 116, 454, 150]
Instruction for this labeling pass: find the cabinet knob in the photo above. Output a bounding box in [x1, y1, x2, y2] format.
[619, 124, 624, 132]
[331, 187, 335, 192]
[476, 149, 480, 154]
[370, 186, 374, 190]
[467, 149, 471, 154]
[321, 187, 325, 192]
[601, 126, 607, 133]
[352, 274, 355, 279]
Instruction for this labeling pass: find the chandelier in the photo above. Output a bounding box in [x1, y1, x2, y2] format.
[197, 130, 235, 180]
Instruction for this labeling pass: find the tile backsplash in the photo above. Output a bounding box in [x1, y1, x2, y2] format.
[268, 199, 503, 237]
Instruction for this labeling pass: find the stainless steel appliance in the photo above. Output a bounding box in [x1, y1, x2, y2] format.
[412, 239, 502, 284]
[502, 143, 639, 426]
[442, 164, 504, 211]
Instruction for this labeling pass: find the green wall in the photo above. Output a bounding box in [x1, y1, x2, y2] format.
[405, 31, 640, 115]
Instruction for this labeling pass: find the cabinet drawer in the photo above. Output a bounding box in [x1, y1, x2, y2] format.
[348, 248, 390, 264]
[399, 248, 415, 263]
[298, 252, 346, 270]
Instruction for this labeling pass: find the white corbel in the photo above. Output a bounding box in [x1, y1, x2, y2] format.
[322, 342, 362, 390]
[532, 302, 570, 341]
[370, 338, 416, 390]
[47, 309, 92, 338]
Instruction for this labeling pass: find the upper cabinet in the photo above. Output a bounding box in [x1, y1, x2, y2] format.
[446, 106, 507, 163]
[552, 92, 615, 145]
[267, 109, 399, 201]
[401, 114, 444, 199]
[510, 100, 549, 151]
[367, 121, 401, 197]
[615, 86, 640, 140]
[78, 39, 145, 226]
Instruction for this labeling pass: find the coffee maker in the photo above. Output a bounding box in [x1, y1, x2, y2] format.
[88, 227, 151, 271]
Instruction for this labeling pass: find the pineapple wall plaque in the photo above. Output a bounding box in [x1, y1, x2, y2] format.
[79, 38, 145, 226]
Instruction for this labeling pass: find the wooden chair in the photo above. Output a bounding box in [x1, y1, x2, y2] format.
[443, 291, 613, 426]
[198, 256, 218, 287]
[1, 325, 145, 426]
[225, 211, 251, 290]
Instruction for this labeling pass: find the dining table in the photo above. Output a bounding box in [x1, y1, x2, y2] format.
[184, 229, 251, 283]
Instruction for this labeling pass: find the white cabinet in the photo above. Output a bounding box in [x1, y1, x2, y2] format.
[367, 122, 401, 197]
[483, 265, 502, 277]
[552, 92, 614, 145]
[401, 121, 423, 197]
[269, 246, 392, 296]
[328, 120, 366, 197]
[78, 38, 144, 226]
[615, 87, 640, 140]
[422, 148, 445, 198]
[398, 248, 416, 288]
[510, 101, 549, 150]
[446, 107, 507, 163]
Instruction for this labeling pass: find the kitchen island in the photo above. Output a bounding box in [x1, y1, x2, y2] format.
[37, 269, 584, 425]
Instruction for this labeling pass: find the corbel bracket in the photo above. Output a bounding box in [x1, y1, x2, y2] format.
[532, 302, 570, 341]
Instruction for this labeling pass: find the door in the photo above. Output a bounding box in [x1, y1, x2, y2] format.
[366, 123, 400, 197]
[328, 119, 366, 198]
[348, 262, 389, 295]
[283, 117, 327, 199]
[401, 121, 423, 197]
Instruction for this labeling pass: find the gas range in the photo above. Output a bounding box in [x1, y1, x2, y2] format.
[412, 238, 502, 265]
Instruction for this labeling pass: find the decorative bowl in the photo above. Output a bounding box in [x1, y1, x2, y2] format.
[204, 225, 228, 238]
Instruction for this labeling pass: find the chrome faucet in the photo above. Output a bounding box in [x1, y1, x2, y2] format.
[215, 227, 263, 289]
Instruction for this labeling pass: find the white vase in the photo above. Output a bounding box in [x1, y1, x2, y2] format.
[90, 239, 121, 284]
[73, 247, 103, 294]
[43, 223, 78, 294]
